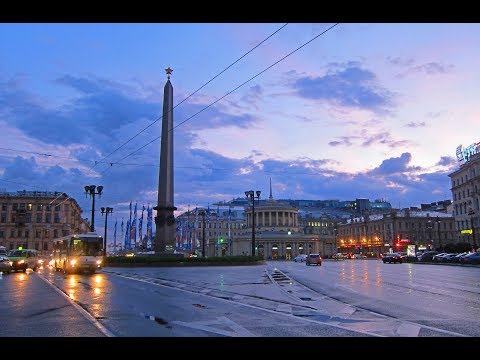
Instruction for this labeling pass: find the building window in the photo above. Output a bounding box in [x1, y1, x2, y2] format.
[25, 230, 29, 238]
[11, 215, 16, 223]
[25, 213, 32, 223]
[0, 213, 5, 223]
[53, 229, 58, 238]
[55, 204, 61, 211]
[1, 203, 6, 211]
[62, 230, 69, 237]
[0, 231, 3, 238]
[45, 214, 51, 223]
[10, 230, 15, 238]
[19, 203, 25, 210]
[46, 205, 52, 211]
[37, 204, 42, 211]
[36, 214, 42, 223]
[27, 203, 33, 210]
[36, 230, 41, 238]
[54, 215, 60, 223]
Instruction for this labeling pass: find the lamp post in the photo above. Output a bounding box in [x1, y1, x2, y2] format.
[245, 190, 261, 257]
[435, 216, 441, 251]
[426, 218, 433, 250]
[198, 210, 206, 257]
[101, 207, 113, 256]
[468, 208, 476, 250]
[84, 185, 103, 232]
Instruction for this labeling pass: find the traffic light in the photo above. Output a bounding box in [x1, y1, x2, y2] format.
[219, 237, 224, 243]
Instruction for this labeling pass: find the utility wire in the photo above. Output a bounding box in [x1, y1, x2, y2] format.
[89, 23, 289, 174]
[101, 23, 340, 174]
[0, 145, 454, 180]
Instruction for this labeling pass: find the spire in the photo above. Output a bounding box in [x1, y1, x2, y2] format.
[269, 177, 273, 200]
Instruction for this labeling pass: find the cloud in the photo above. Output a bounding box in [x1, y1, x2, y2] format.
[369, 152, 420, 176]
[328, 130, 413, 149]
[436, 156, 456, 167]
[396, 62, 454, 78]
[328, 137, 354, 147]
[404, 121, 426, 128]
[386, 56, 415, 67]
[292, 61, 394, 112]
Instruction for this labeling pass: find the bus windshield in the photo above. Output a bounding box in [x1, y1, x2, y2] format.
[71, 237, 103, 256]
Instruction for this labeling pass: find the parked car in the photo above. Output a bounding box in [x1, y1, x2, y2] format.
[460, 252, 480, 265]
[353, 254, 367, 259]
[451, 252, 469, 263]
[332, 253, 345, 260]
[418, 251, 439, 262]
[306, 253, 322, 266]
[382, 253, 403, 264]
[293, 254, 307, 262]
[0, 255, 13, 274]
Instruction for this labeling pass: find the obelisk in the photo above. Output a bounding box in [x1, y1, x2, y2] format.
[154, 67, 177, 253]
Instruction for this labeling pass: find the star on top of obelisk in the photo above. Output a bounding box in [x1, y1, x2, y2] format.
[165, 67, 173, 79]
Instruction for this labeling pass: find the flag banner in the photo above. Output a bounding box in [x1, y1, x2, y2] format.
[127, 201, 133, 249]
[146, 205, 153, 249]
[139, 205, 145, 247]
[125, 220, 131, 250]
[113, 219, 117, 251]
[131, 202, 137, 248]
[194, 208, 200, 248]
[175, 218, 182, 250]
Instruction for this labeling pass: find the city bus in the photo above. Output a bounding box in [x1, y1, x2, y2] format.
[51, 232, 104, 274]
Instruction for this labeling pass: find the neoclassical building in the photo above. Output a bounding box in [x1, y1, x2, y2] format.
[175, 182, 331, 259]
[0, 191, 90, 255]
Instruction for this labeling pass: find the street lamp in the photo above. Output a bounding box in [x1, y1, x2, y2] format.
[426, 218, 433, 250]
[198, 210, 206, 257]
[245, 190, 261, 257]
[84, 185, 103, 232]
[468, 208, 477, 250]
[101, 207, 113, 256]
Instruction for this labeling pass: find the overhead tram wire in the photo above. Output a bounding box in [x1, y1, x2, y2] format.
[89, 23, 289, 175]
[0, 141, 453, 180]
[100, 23, 340, 174]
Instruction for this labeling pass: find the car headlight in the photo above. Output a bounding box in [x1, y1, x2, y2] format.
[18, 260, 25, 264]
[70, 259, 77, 266]
[96, 260, 102, 265]
[8, 261, 12, 266]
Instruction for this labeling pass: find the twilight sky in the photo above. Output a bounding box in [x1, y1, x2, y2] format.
[0, 23, 477, 236]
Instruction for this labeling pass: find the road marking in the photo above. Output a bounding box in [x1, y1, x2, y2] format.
[172, 316, 254, 337]
[276, 304, 292, 313]
[38, 274, 114, 337]
[396, 322, 421, 337]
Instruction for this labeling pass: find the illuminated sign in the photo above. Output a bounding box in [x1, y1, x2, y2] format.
[456, 142, 480, 162]
[400, 239, 410, 243]
[461, 229, 473, 234]
[407, 245, 416, 257]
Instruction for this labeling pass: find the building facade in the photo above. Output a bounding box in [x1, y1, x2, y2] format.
[337, 209, 456, 256]
[449, 143, 480, 250]
[0, 191, 89, 255]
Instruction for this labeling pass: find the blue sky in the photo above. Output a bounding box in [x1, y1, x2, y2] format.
[0, 23, 478, 238]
